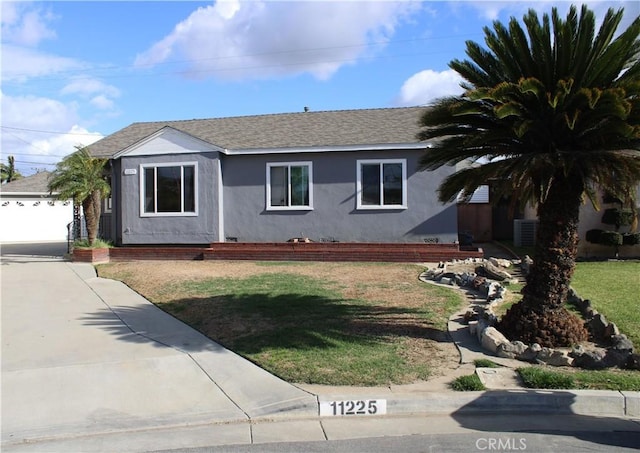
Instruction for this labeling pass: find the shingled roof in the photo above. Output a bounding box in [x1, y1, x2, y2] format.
[88, 107, 427, 158]
[0, 171, 52, 194]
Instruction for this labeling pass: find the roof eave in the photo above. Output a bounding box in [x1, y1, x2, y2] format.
[225, 142, 430, 155]
[0, 191, 58, 196]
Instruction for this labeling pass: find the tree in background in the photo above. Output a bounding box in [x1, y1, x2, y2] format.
[0, 156, 23, 183]
[48, 146, 111, 246]
[417, 6, 640, 347]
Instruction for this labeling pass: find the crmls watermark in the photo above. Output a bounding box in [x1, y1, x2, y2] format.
[475, 437, 527, 451]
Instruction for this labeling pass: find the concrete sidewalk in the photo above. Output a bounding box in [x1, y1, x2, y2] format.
[2, 246, 639, 452]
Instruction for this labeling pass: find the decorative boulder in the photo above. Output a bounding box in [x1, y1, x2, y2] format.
[476, 262, 512, 281]
[496, 341, 528, 359]
[480, 327, 510, 353]
[573, 349, 608, 369]
[588, 313, 608, 340]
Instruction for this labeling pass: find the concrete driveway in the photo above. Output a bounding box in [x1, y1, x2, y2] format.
[1, 243, 316, 451]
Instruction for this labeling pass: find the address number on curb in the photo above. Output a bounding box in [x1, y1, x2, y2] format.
[320, 399, 387, 416]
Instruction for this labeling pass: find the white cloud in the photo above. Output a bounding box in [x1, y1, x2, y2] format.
[135, 0, 420, 80]
[61, 78, 120, 98]
[1, 44, 84, 82]
[89, 95, 114, 110]
[1, 91, 78, 134]
[1, 2, 57, 46]
[61, 77, 121, 111]
[397, 69, 464, 106]
[31, 125, 103, 157]
[0, 91, 103, 175]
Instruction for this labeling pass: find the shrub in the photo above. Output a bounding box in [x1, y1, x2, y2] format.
[74, 238, 113, 249]
[601, 208, 635, 228]
[623, 232, 640, 246]
[598, 231, 623, 247]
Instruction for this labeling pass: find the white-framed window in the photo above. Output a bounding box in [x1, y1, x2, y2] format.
[140, 162, 198, 217]
[356, 159, 407, 209]
[266, 161, 313, 210]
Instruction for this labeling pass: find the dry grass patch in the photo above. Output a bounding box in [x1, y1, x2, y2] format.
[97, 260, 464, 386]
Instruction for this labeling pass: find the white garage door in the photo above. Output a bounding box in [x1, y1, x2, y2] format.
[0, 198, 73, 242]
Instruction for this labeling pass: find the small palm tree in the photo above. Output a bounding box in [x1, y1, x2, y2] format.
[48, 146, 111, 246]
[418, 6, 640, 347]
[0, 156, 23, 183]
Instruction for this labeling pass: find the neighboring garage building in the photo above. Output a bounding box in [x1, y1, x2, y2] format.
[0, 172, 73, 242]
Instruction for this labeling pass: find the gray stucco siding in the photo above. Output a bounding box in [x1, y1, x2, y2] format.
[221, 149, 458, 243]
[116, 152, 220, 244]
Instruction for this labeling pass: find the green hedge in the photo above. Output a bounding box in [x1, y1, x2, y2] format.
[599, 231, 623, 246]
[601, 208, 635, 228]
[623, 232, 640, 246]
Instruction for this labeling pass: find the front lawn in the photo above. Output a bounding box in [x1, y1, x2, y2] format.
[97, 261, 464, 386]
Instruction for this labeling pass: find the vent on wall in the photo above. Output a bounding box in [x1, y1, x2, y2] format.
[514, 219, 538, 247]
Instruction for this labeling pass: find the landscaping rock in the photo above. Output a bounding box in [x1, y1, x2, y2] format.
[541, 350, 574, 367]
[611, 334, 634, 353]
[481, 327, 510, 353]
[439, 277, 453, 285]
[459, 272, 476, 286]
[521, 255, 533, 275]
[477, 262, 512, 281]
[487, 281, 504, 301]
[472, 276, 487, 290]
[585, 306, 597, 319]
[496, 340, 528, 359]
[626, 354, 640, 371]
[573, 349, 608, 369]
[463, 310, 477, 324]
[468, 320, 479, 336]
[476, 319, 491, 341]
[517, 343, 542, 362]
[588, 313, 608, 340]
[604, 322, 620, 338]
[489, 257, 512, 268]
[604, 348, 632, 368]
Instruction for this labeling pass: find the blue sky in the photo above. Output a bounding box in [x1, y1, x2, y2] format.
[1, 1, 638, 176]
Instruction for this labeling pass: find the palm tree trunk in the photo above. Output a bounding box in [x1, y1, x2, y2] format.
[524, 174, 583, 310]
[498, 172, 589, 347]
[82, 190, 102, 246]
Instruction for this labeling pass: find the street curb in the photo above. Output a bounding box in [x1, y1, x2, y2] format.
[314, 389, 639, 418]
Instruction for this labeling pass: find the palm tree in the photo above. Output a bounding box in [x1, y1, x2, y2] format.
[417, 6, 640, 347]
[48, 146, 111, 246]
[0, 156, 23, 183]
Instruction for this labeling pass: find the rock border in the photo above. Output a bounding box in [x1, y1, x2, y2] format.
[420, 257, 639, 370]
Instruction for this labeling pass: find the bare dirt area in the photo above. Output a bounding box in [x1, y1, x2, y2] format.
[97, 260, 464, 385]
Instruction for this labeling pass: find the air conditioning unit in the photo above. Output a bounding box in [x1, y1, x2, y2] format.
[514, 219, 538, 247]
